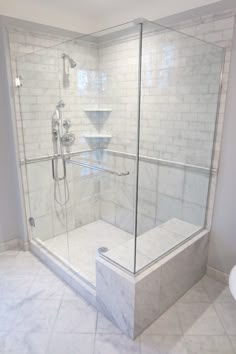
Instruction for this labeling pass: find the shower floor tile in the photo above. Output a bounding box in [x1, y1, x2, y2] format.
[42, 218, 201, 286]
[43, 220, 133, 285]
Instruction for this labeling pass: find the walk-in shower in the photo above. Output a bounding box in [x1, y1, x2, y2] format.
[14, 19, 224, 289]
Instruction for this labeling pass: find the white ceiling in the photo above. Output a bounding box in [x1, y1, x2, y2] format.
[0, 0, 223, 33]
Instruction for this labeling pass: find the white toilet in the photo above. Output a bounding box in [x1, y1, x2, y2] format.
[229, 265, 236, 300]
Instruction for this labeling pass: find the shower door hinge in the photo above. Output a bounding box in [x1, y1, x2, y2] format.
[15, 76, 23, 87]
[29, 217, 35, 227]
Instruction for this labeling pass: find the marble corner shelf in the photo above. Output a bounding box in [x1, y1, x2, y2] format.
[83, 134, 112, 139]
[84, 108, 112, 112]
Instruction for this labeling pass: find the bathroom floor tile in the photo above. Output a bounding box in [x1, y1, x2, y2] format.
[229, 336, 236, 353]
[202, 275, 235, 303]
[0, 250, 235, 354]
[0, 299, 22, 331]
[177, 280, 210, 303]
[143, 305, 182, 335]
[183, 335, 235, 354]
[94, 334, 140, 354]
[0, 332, 8, 352]
[0, 274, 35, 300]
[54, 299, 97, 333]
[0, 256, 18, 274]
[47, 333, 95, 354]
[6, 252, 44, 276]
[28, 275, 65, 300]
[13, 299, 61, 332]
[176, 303, 225, 335]
[96, 312, 122, 334]
[62, 284, 83, 300]
[0, 249, 20, 257]
[215, 303, 236, 335]
[4, 331, 51, 354]
[140, 335, 188, 354]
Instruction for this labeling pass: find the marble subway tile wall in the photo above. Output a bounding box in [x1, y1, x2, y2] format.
[9, 30, 100, 159]
[9, 29, 66, 160]
[98, 14, 235, 236]
[140, 34, 222, 167]
[98, 15, 234, 167]
[98, 34, 140, 153]
[99, 151, 209, 236]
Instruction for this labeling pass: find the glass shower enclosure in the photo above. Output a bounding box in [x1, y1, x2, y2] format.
[14, 19, 224, 287]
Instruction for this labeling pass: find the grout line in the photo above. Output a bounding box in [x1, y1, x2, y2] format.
[213, 302, 229, 338]
[174, 301, 185, 336]
[228, 335, 236, 354]
[45, 296, 64, 354]
[213, 301, 231, 337]
[200, 275, 212, 303]
[92, 311, 99, 354]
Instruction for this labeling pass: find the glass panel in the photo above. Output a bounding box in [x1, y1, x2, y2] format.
[15, 21, 141, 281]
[54, 23, 141, 275]
[135, 21, 224, 272]
[16, 49, 69, 261]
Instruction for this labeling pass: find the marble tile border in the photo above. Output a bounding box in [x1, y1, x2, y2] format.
[96, 230, 209, 338]
[30, 240, 97, 307]
[0, 238, 19, 253]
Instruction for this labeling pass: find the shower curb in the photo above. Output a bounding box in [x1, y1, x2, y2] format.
[30, 240, 97, 307]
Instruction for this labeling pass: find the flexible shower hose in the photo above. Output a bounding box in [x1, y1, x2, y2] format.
[53, 124, 70, 206]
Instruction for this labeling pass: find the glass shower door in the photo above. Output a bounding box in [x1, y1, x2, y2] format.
[55, 22, 142, 279]
[15, 49, 70, 261]
[14, 21, 142, 285]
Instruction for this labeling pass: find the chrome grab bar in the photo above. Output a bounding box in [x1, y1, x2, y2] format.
[66, 159, 129, 177]
[52, 158, 67, 181]
[20, 149, 96, 165]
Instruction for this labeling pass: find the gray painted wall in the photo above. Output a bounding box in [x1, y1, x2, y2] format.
[208, 18, 236, 275]
[0, 26, 24, 245]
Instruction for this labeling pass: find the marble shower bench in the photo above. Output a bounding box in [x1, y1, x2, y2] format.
[96, 223, 208, 338]
[104, 218, 202, 272]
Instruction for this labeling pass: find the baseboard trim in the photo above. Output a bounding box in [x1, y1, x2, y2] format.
[0, 238, 19, 253]
[18, 239, 30, 251]
[207, 265, 229, 284]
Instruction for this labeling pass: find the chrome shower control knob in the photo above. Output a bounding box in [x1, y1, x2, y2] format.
[61, 132, 75, 147]
[63, 120, 72, 131]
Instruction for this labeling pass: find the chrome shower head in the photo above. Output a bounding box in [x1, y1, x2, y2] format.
[56, 100, 65, 109]
[62, 53, 77, 68]
[68, 57, 77, 68]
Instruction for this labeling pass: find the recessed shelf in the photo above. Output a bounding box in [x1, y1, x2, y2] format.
[83, 134, 112, 139]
